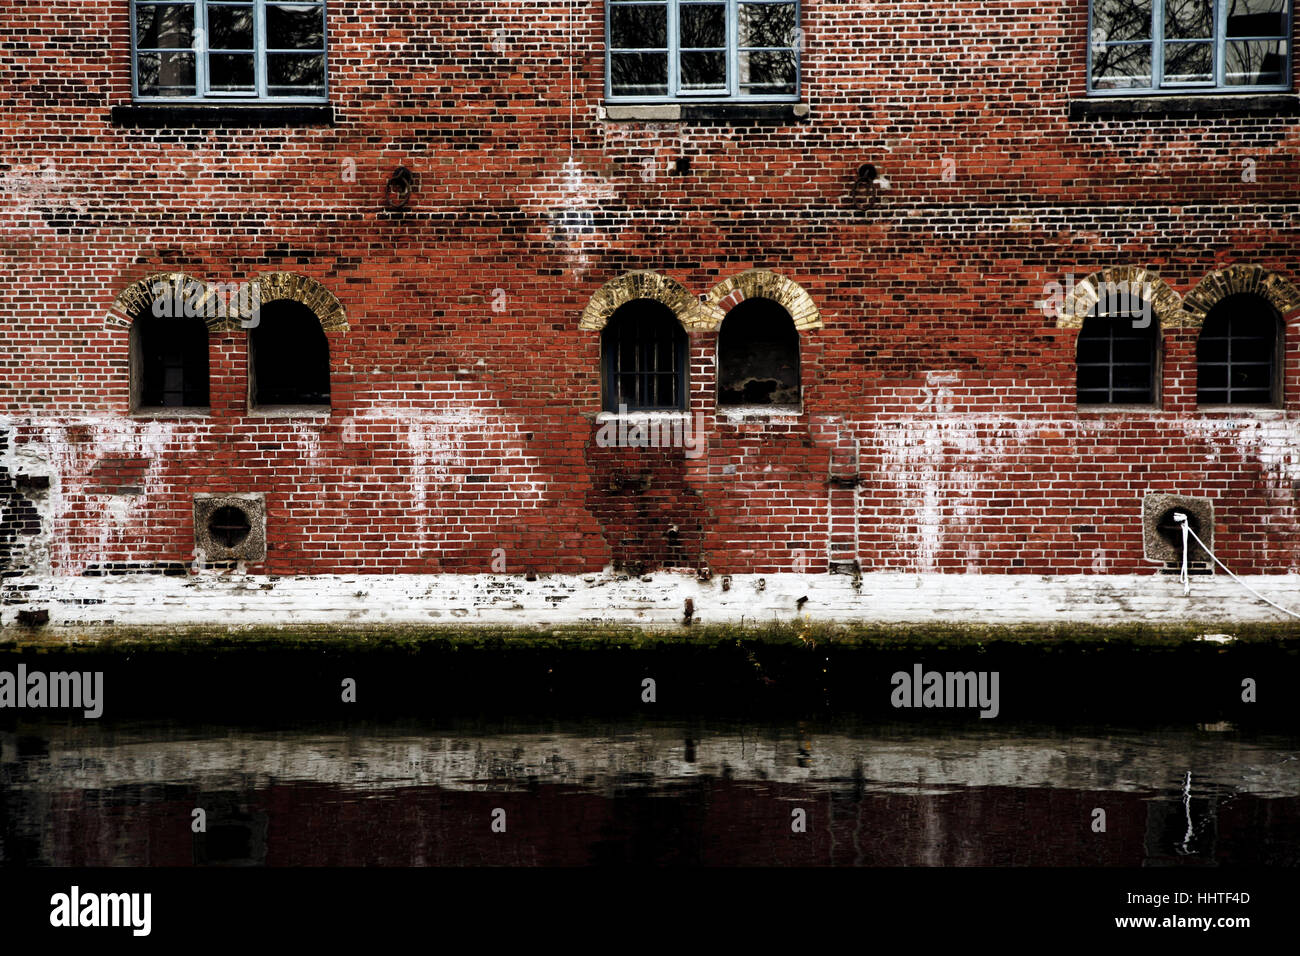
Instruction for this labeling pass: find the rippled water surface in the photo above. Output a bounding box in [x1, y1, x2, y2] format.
[3, 718, 1297, 865]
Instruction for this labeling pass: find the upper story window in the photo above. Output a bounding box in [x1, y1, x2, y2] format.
[606, 0, 800, 102]
[1089, 0, 1291, 93]
[131, 1, 327, 102]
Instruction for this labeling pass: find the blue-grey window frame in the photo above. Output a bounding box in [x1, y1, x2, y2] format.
[1087, 0, 1293, 95]
[605, 0, 801, 103]
[130, 0, 329, 103]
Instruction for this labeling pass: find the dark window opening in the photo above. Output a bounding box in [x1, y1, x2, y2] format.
[1197, 293, 1281, 406]
[134, 312, 210, 409]
[1076, 309, 1159, 405]
[717, 298, 800, 406]
[249, 300, 331, 408]
[601, 300, 688, 411]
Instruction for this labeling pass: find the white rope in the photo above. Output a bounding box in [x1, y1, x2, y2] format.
[1174, 513, 1300, 621]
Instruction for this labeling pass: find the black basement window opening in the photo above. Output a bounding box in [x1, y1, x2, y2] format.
[602, 300, 689, 412]
[1197, 293, 1281, 406]
[1076, 308, 1159, 405]
[717, 297, 800, 406]
[133, 312, 210, 410]
[249, 300, 331, 408]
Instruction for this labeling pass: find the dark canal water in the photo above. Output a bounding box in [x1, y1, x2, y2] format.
[3, 718, 1297, 866]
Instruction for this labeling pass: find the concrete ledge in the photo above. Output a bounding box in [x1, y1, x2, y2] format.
[4, 570, 1299, 632]
[603, 102, 809, 123]
[1070, 94, 1300, 120]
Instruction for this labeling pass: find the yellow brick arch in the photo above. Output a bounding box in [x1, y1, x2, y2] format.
[1181, 264, 1300, 329]
[702, 269, 822, 333]
[579, 271, 718, 332]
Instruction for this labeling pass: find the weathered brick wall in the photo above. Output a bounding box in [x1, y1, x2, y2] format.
[1, 0, 1298, 592]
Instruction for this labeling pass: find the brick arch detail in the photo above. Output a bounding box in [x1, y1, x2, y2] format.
[108, 272, 227, 331]
[1181, 265, 1300, 328]
[702, 269, 823, 332]
[579, 271, 717, 332]
[1056, 266, 1189, 331]
[255, 272, 349, 332]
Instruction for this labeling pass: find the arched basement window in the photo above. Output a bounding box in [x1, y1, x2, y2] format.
[131, 311, 210, 410]
[249, 300, 330, 409]
[717, 297, 800, 406]
[1197, 294, 1281, 406]
[601, 299, 688, 412]
[1076, 305, 1159, 406]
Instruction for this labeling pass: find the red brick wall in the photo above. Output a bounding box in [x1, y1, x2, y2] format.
[2, 1, 1298, 580]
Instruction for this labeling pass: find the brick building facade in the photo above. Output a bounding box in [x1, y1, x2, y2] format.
[2, 1, 1298, 629]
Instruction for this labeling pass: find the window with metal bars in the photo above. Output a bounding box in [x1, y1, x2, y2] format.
[133, 313, 211, 410]
[1076, 311, 1159, 405]
[131, 0, 327, 102]
[1089, 0, 1291, 94]
[1196, 294, 1281, 405]
[601, 301, 689, 412]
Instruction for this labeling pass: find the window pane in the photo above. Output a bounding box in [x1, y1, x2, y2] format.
[1091, 42, 1152, 88]
[1091, 0, 1154, 42]
[136, 3, 194, 48]
[1163, 41, 1213, 82]
[208, 4, 254, 49]
[681, 4, 726, 47]
[1077, 338, 1110, 365]
[268, 52, 326, 94]
[1164, 0, 1212, 38]
[610, 4, 667, 48]
[739, 2, 797, 47]
[267, 3, 325, 49]
[681, 50, 726, 88]
[1226, 0, 1286, 37]
[137, 51, 197, 95]
[1226, 40, 1286, 84]
[611, 51, 668, 95]
[209, 52, 255, 90]
[1198, 364, 1228, 388]
[739, 49, 796, 92]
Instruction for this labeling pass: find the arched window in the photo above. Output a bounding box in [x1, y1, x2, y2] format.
[131, 310, 210, 411]
[717, 297, 800, 406]
[249, 300, 330, 408]
[1197, 294, 1281, 406]
[1076, 304, 1159, 405]
[601, 299, 688, 412]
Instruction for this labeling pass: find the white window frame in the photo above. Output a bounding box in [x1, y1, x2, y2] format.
[130, 0, 328, 103]
[605, 0, 801, 103]
[1087, 0, 1292, 95]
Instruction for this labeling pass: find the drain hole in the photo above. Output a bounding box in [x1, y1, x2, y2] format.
[207, 506, 251, 548]
[1156, 508, 1202, 552]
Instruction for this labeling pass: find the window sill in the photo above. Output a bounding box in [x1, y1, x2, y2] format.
[601, 102, 809, 124]
[595, 410, 692, 422]
[1075, 404, 1163, 414]
[131, 407, 210, 419]
[1070, 93, 1299, 120]
[717, 404, 803, 420]
[248, 405, 331, 418]
[1195, 405, 1286, 417]
[111, 104, 336, 128]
